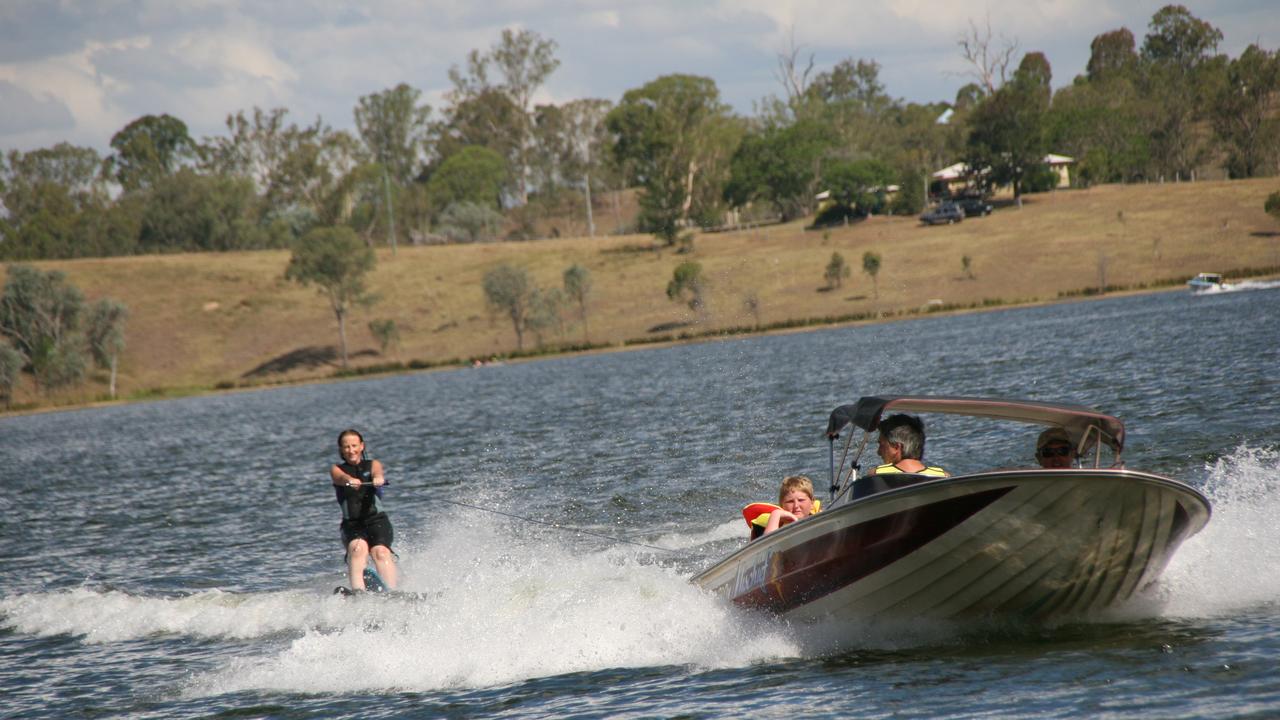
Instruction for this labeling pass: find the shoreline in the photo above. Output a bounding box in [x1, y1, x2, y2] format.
[8, 177, 1280, 416]
[7, 275, 1262, 419]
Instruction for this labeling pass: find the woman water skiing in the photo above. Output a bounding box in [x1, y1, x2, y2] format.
[331, 429, 398, 591]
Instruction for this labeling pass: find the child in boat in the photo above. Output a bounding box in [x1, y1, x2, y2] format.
[331, 428, 399, 591]
[763, 475, 820, 535]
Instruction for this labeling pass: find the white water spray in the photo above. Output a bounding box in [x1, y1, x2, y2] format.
[1151, 444, 1280, 617]
[1, 511, 801, 695]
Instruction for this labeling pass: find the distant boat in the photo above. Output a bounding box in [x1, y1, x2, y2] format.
[1187, 273, 1226, 293]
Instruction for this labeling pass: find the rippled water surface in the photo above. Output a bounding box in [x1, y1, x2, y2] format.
[3, 286, 1279, 719]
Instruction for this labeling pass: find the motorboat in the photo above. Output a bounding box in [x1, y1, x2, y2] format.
[691, 396, 1211, 623]
[1187, 272, 1226, 293]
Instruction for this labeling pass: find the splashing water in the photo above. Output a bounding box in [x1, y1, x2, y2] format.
[0, 587, 350, 644]
[1151, 445, 1280, 617]
[1195, 279, 1280, 295]
[197, 514, 803, 695]
[3, 511, 801, 696]
[6, 446, 1274, 696]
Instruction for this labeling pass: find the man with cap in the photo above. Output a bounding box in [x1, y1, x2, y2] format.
[1035, 427, 1077, 469]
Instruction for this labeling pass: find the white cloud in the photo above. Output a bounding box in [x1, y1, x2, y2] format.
[178, 32, 297, 88]
[0, 0, 1277, 153]
[584, 10, 620, 29]
[0, 81, 75, 136]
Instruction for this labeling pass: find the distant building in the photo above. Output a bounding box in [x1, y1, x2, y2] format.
[1042, 154, 1074, 188]
[812, 186, 901, 217]
[930, 154, 1074, 198]
[930, 162, 979, 197]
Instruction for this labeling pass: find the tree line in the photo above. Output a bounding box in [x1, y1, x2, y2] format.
[1, 5, 1277, 263]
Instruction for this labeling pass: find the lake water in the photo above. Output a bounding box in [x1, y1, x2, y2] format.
[3, 285, 1278, 719]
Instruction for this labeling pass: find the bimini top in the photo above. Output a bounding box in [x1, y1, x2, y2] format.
[825, 395, 1125, 453]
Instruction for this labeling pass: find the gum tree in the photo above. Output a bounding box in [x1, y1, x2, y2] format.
[966, 52, 1052, 202]
[825, 252, 851, 290]
[563, 263, 592, 342]
[446, 29, 560, 205]
[107, 114, 197, 192]
[608, 74, 741, 247]
[86, 298, 128, 399]
[0, 264, 86, 393]
[354, 83, 433, 254]
[0, 342, 22, 407]
[483, 263, 534, 350]
[284, 226, 377, 369]
[666, 261, 707, 314]
[862, 251, 882, 299]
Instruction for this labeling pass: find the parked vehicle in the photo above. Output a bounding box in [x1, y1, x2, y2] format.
[920, 202, 964, 225]
[955, 196, 993, 217]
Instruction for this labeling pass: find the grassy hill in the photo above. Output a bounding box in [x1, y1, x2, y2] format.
[7, 177, 1280, 410]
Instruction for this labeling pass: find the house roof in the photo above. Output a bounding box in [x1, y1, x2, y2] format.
[931, 162, 970, 180]
[932, 154, 1075, 179]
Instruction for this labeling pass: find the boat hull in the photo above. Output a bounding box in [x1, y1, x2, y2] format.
[691, 470, 1210, 623]
[1188, 273, 1225, 293]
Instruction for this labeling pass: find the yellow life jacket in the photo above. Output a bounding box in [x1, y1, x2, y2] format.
[874, 463, 948, 478]
[748, 499, 821, 529]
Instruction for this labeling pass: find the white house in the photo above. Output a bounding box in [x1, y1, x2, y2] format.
[931, 154, 1074, 197]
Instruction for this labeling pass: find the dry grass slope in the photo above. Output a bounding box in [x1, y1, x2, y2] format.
[6, 177, 1279, 410]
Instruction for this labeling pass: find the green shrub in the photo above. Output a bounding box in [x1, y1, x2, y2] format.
[890, 172, 925, 215]
[810, 203, 861, 229]
[368, 318, 401, 355]
[1265, 191, 1280, 221]
[1022, 164, 1060, 194]
[824, 252, 851, 289]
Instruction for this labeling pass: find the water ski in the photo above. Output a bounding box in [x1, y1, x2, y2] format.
[363, 564, 388, 592]
[333, 564, 389, 596]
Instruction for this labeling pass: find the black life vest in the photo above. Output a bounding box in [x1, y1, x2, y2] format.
[334, 459, 381, 520]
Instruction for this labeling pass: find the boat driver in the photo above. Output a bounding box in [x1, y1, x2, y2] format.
[874, 413, 948, 477]
[1035, 427, 1077, 469]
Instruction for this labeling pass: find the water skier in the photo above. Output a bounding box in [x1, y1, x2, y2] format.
[331, 428, 398, 591]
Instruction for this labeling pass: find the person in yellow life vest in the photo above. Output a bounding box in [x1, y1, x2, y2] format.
[874, 413, 948, 477]
[763, 475, 822, 535]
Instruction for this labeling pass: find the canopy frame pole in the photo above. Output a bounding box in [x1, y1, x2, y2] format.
[829, 435, 837, 501]
[830, 427, 867, 506]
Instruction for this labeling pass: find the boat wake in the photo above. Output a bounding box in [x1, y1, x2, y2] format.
[3, 447, 1274, 694]
[1, 511, 800, 696]
[1196, 278, 1280, 295]
[0, 586, 359, 644]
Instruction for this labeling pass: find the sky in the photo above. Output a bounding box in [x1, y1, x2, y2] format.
[1, 0, 1277, 155]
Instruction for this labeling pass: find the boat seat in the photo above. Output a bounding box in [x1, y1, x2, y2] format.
[850, 472, 938, 499]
